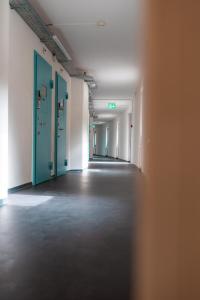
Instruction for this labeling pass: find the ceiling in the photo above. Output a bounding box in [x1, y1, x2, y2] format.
[31, 0, 140, 118]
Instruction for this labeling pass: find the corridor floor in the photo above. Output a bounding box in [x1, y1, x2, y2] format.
[0, 162, 138, 300]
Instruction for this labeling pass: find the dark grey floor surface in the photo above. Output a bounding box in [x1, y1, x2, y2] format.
[0, 162, 138, 300]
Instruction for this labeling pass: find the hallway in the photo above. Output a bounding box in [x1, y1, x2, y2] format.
[0, 0, 199, 299]
[0, 163, 138, 300]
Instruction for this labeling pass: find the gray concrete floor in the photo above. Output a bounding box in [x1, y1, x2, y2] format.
[0, 162, 138, 300]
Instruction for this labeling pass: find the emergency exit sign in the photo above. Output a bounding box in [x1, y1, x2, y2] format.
[107, 103, 117, 109]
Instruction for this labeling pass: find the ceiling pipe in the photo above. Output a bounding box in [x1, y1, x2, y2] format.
[9, 0, 72, 72]
[9, 0, 96, 112]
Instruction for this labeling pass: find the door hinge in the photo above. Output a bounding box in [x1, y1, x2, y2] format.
[64, 159, 68, 166]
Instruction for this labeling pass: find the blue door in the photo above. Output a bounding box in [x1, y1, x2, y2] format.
[55, 73, 68, 176]
[33, 51, 52, 185]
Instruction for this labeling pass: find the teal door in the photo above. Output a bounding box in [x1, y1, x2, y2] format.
[33, 51, 52, 185]
[55, 73, 68, 176]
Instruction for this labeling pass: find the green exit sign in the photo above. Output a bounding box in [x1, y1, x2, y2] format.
[107, 103, 117, 109]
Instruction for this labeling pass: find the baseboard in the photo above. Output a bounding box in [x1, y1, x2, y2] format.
[8, 182, 32, 194]
[107, 155, 129, 163]
[68, 169, 83, 172]
[130, 164, 142, 172]
[92, 154, 129, 163]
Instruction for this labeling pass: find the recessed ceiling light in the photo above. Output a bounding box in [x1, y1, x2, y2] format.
[96, 20, 106, 27]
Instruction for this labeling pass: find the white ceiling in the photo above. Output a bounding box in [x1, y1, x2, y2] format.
[31, 0, 140, 116]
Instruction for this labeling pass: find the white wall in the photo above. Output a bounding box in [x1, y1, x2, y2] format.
[82, 83, 89, 169]
[0, 0, 9, 200]
[106, 110, 130, 161]
[131, 85, 143, 168]
[8, 10, 71, 188]
[96, 124, 106, 156]
[118, 110, 130, 161]
[70, 78, 89, 170]
[107, 119, 117, 158]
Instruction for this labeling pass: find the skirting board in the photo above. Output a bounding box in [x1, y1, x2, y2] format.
[8, 182, 32, 194]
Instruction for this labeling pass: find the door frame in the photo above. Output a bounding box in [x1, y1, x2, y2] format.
[54, 72, 58, 177]
[32, 50, 38, 185]
[54, 72, 67, 177]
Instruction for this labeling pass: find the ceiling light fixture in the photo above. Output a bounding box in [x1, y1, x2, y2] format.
[52, 35, 72, 61]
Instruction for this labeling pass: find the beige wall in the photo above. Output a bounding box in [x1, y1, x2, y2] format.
[137, 1, 200, 299]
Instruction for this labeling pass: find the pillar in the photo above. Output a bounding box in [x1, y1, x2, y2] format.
[70, 78, 89, 170]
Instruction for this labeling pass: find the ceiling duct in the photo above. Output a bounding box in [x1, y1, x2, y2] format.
[9, 0, 97, 111]
[72, 71, 97, 106]
[9, 0, 75, 74]
[72, 72, 94, 82]
[72, 72, 97, 88]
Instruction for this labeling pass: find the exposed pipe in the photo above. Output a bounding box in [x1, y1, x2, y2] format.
[9, 0, 96, 112]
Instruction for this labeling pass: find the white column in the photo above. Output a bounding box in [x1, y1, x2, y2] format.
[0, 0, 9, 202]
[69, 78, 89, 170]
